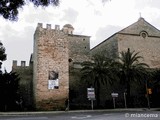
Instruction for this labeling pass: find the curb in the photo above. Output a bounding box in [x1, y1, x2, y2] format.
[0, 108, 159, 116]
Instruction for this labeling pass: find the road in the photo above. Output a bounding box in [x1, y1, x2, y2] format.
[0, 109, 160, 120]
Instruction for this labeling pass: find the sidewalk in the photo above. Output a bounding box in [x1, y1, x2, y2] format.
[0, 108, 159, 116]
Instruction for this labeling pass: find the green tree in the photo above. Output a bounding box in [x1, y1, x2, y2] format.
[0, 41, 7, 81]
[0, 71, 20, 111]
[151, 69, 160, 86]
[149, 69, 160, 107]
[0, 0, 112, 21]
[0, 0, 59, 21]
[117, 48, 150, 107]
[81, 54, 116, 107]
[0, 42, 7, 69]
[0, 41, 21, 111]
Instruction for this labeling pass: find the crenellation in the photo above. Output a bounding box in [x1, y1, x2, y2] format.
[36, 23, 62, 31]
[55, 25, 60, 30]
[12, 60, 30, 68]
[12, 60, 17, 67]
[46, 24, 51, 29]
[21, 61, 26, 67]
[37, 23, 43, 28]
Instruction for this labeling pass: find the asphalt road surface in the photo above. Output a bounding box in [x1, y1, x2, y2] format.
[0, 110, 160, 120]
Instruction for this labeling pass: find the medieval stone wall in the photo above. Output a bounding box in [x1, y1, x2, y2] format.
[68, 34, 91, 63]
[117, 33, 160, 68]
[12, 60, 33, 110]
[33, 23, 69, 110]
[117, 18, 160, 68]
[90, 35, 118, 58]
[12, 18, 160, 110]
[88, 18, 160, 108]
[67, 32, 91, 109]
[32, 23, 91, 110]
[91, 18, 160, 68]
[68, 34, 91, 89]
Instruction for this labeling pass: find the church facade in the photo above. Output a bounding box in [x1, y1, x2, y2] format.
[12, 18, 160, 110]
[91, 17, 160, 68]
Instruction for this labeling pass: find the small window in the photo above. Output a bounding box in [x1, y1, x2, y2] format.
[68, 58, 73, 62]
[142, 33, 146, 38]
[83, 38, 85, 41]
[140, 31, 148, 38]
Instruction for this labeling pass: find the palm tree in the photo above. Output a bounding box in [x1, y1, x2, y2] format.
[117, 48, 150, 107]
[81, 53, 117, 107]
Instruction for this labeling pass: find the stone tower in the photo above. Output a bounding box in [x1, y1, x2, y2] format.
[33, 23, 69, 110]
[62, 24, 74, 34]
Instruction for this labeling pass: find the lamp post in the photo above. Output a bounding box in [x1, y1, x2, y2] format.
[146, 80, 150, 109]
[124, 92, 127, 108]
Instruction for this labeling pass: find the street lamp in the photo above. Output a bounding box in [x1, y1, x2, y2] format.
[124, 91, 127, 108]
[145, 80, 150, 109]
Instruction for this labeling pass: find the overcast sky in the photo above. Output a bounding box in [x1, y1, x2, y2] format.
[1, 0, 160, 72]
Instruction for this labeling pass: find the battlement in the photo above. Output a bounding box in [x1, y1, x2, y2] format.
[12, 60, 29, 68]
[37, 23, 60, 31]
[36, 23, 74, 34]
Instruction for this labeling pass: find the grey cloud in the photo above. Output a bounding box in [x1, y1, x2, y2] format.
[102, 0, 111, 5]
[24, 11, 55, 23]
[135, 0, 160, 10]
[86, 0, 94, 6]
[93, 25, 122, 47]
[151, 16, 160, 30]
[94, 10, 102, 16]
[86, 0, 110, 6]
[60, 8, 78, 23]
[1, 26, 34, 72]
[1, 25, 18, 41]
[22, 5, 60, 24]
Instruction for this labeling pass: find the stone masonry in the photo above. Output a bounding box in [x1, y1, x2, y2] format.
[33, 23, 69, 110]
[91, 17, 160, 68]
[33, 23, 90, 110]
[12, 17, 160, 110]
[90, 17, 160, 107]
[12, 60, 33, 110]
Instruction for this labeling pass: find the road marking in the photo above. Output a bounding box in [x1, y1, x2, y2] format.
[71, 115, 92, 119]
